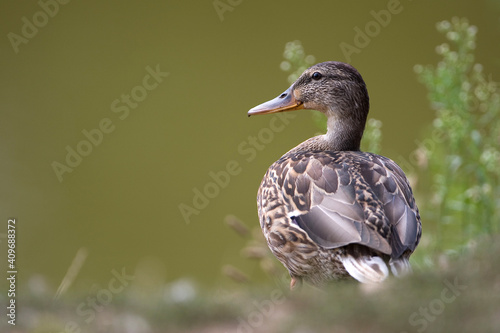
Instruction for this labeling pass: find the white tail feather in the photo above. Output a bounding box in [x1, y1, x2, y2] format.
[341, 255, 389, 283]
[389, 257, 413, 277]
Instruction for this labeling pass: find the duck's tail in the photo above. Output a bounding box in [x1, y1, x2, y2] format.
[340, 255, 389, 283]
[389, 257, 413, 277]
[340, 254, 412, 283]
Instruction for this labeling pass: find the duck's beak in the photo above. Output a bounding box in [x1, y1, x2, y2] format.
[248, 86, 304, 116]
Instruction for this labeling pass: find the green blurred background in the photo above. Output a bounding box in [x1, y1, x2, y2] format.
[1, 0, 500, 294]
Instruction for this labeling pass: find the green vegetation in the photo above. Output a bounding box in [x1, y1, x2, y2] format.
[413, 18, 500, 261]
[12, 234, 500, 332]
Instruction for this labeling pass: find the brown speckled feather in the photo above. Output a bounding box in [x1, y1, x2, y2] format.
[257, 148, 421, 285]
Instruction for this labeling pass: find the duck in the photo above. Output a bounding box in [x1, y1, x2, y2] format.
[248, 61, 421, 288]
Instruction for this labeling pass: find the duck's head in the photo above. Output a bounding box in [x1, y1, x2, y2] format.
[248, 61, 369, 122]
[248, 61, 370, 151]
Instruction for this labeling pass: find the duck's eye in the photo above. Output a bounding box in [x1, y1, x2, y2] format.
[312, 72, 322, 80]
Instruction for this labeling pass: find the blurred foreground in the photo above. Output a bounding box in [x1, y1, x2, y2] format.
[3, 233, 499, 333]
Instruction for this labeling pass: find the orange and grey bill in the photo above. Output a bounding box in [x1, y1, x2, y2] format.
[248, 86, 304, 116]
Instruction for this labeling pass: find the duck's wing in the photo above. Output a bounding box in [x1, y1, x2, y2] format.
[275, 151, 421, 259]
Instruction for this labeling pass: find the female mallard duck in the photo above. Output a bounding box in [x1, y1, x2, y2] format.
[248, 61, 421, 288]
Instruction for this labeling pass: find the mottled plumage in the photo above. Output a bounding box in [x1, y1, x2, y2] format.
[248, 61, 421, 287]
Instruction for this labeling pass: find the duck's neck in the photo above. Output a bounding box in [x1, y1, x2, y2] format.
[286, 116, 366, 155]
[323, 115, 365, 151]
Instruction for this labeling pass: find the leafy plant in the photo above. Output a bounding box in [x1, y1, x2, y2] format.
[414, 17, 500, 258]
